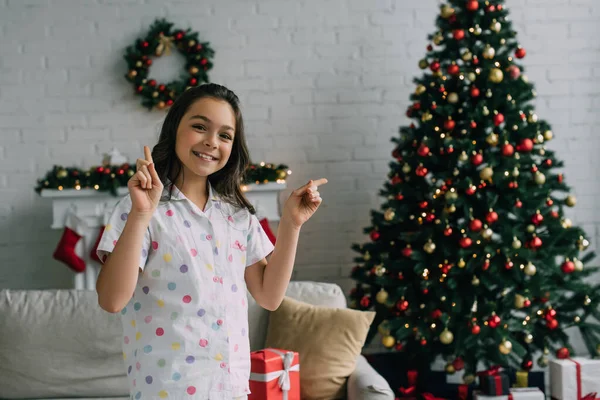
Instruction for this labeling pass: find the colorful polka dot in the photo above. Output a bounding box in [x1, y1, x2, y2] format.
[205, 263, 213, 271]
[157, 299, 165, 307]
[151, 270, 160, 277]
[213, 247, 219, 255]
[184, 220, 191, 228]
[228, 254, 233, 262]
[190, 248, 197, 257]
[231, 284, 238, 292]
[134, 302, 141, 311]
[171, 312, 178, 320]
[163, 253, 172, 262]
[141, 248, 148, 257]
[186, 355, 195, 364]
[187, 386, 196, 395]
[183, 295, 192, 303]
[122, 351, 127, 360]
[152, 241, 159, 250]
[135, 392, 141, 399]
[131, 320, 136, 328]
[156, 327, 165, 336]
[136, 362, 141, 370]
[159, 390, 168, 398]
[120, 212, 128, 221]
[172, 342, 180, 351]
[234, 344, 239, 352]
[214, 353, 223, 361]
[128, 365, 132, 374]
[144, 315, 152, 323]
[172, 372, 181, 381]
[167, 282, 176, 290]
[199, 338, 208, 347]
[242, 328, 246, 336]
[136, 332, 142, 341]
[206, 234, 212, 241]
[197, 308, 205, 317]
[105, 224, 112, 231]
[124, 336, 130, 344]
[142, 286, 149, 294]
[158, 358, 166, 367]
[180, 264, 188, 273]
[145, 375, 153, 384]
[143, 345, 152, 353]
[121, 307, 127, 315]
[166, 209, 174, 216]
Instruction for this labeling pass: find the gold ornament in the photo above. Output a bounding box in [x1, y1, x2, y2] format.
[152, 91, 159, 98]
[480, 167, 494, 181]
[127, 169, 135, 177]
[433, 33, 444, 45]
[376, 289, 389, 304]
[463, 375, 476, 385]
[402, 164, 411, 174]
[135, 61, 142, 67]
[441, 5, 455, 18]
[524, 333, 534, 344]
[536, 134, 545, 143]
[489, 68, 504, 83]
[447, 92, 459, 104]
[189, 66, 199, 75]
[462, 51, 473, 61]
[515, 294, 526, 309]
[534, 172, 546, 185]
[440, 329, 454, 345]
[364, 252, 371, 261]
[374, 265, 386, 277]
[445, 190, 458, 201]
[526, 224, 536, 233]
[528, 113, 538, 123]
[524, 262, 537, 276]
[419, 59, 429, 69]
[458, 258, 466, 268]
[277, 169, 288, 179]
[459, 151, 469, 162]
[578, 237, 590, 250]
[157, 101, 166, 109]
[483, 45, 496, 59]
[482, 106, 490, 116]
[574, 316, 581, 323]
[537, 356, 549, 367]
[382, 335, 396, 348]
[56, 169, 68, 178]
[562, 218, 572, 229]
[512, 238, 522, 249]
[421, 111, 433, 122]
[566, 195, 577, 207]
[490, 21, 501, 32]
[499, 339, 512, 355]
[188, 40, 196, 47]
[482, 228, 493, 239]
[472, 276, 480, 286]
[424, 240, 436, 254]
[467, 72, 476, 82]
[415, 84, 427, 95]
[512, 167, 520, 177]
[447, 204, 457, 213]
[473, 25, 482, 35]
[378, 320, 390, 336]
[445, 363, 456, 374]
[544, 130, 553, 140]
[128, 70, 138, 78]
[584, 296, 591, 306]
[384, 209, 395, 221]
[486, 133, 499, 146]
[574, 259, 584, 271]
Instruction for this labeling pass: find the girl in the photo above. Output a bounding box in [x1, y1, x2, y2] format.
[95, 83, 327, 400]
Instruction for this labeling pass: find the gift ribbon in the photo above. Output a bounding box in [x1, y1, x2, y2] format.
[249, 349, 299, 400]
[458, 384, 468, 400]
[476, 365, 504, 395]
[398, 370, 418, 398]
[421, 393, 446, 400]
[565, 359, 600, 400]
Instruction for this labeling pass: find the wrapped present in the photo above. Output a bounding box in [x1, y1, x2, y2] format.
[550, 357, 600, 400]
[505, 369, 545, 394]
[425, 371, 474, 400]
[477, 366, 510, 396]
[249, 348, 300, 400]
[473, 387, 544, 400]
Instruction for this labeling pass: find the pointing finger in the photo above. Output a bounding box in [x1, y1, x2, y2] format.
[312, 178, 328, 187]
[144, 145, 153, 163]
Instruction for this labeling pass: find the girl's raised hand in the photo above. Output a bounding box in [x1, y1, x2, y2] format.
[282, 178, 328, 229]
[128, 145, 163, 217]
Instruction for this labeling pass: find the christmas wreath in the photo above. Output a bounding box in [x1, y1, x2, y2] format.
[124, 18, 215, 110]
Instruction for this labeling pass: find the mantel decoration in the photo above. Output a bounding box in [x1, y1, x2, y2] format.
[124, 18, 215, 110]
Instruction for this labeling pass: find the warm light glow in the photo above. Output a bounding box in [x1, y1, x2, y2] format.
[241, 185, 249, 192]
[94, 185, 99, 190]
[58, 186, 63, 190]
[75, 185, 81, 190]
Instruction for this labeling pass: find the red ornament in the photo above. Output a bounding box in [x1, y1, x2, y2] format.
[561, 261, 575, 274]
[493, 113, 505, 126]
[200, 58, 208, 65]
[486, 211, 499, 224]
[141, 41, 149, 48]
[530, 237, 543, 249]
[497, 4, 503, 10]
[427, 44, 433, 51]
[532, 213, 544, 225]
[418, 144, 430, 157]
[471, 153, 483, 166]
[557, 347, 570, 359]
[523, 299, 531, 307]
[370, 231, 380, 241]
[402, 247, 413, 257]
[196, 44, 203, 52]
[189, 77, 198, 86]
[515, 200, 523, 208]
[470, 121, 477, 129]
[502, 143, 514, 156]
[505, 260, 514, 270]
[546, 319, 559, 330]
[430, 61, 441, 72]
[469, 219, 483, 232]
[466, 0, 479, 11]
[551, 210, 559, 218]
[509, 65, 521, 79]
[396, 193, 404, 201]
[471, 324, 481, 335]
[470, 87, 480, 97]
[391, 176, 402, 185]
[448, 64, 460, 75]
[459, 237, 473, 248]
[488, 314, 501, 328]
[426, 213, 436, 223]
[444, 119, 456, 130]
[546, 199, 554, 206]
[166, 99, 174, 106]
[515, 47, 527, 59]
[558, 174, 564, 183]
[158, 84, 166, 91]
[531, 165, 538, 173]
[395, 342, 404, 351]
[517, 138, 534, 152]
[415, 165, 428, 177]
[486, 4, 496, 12]
[136, 86, 143, 93]
[522, 359, 533, 371]
[453, 29, 465, 40]
[545, 309, 557, 320]
[360, 296, 370, 308]
[397, 300, 409, 311]
[508, 181, 519, 189]
[453, 357, 465, 371]
[175, 31, 184, 40]
[444, 227, 453, 236]
[466, 186, 476, 195]
[145, 58, 152, 66]
[419, 201, 429, 209]
[431, 309, 443, 319]
[420, 338, 428, 346]
[441, 263, 452, 274]
[482, 259, 490, 271]
[148, 79, 157, 87]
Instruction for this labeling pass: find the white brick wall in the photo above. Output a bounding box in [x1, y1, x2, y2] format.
[1, 0, 599, 314]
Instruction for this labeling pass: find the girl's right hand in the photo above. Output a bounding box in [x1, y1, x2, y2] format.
[127, 145, 164, 217]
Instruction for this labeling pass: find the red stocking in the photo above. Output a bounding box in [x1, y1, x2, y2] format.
[259, 218, 277, 245]
[53, 211, 86, 273]
[90, 226, 105, 263]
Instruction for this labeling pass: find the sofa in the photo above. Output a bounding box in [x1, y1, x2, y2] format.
[0, 281, 394, 400]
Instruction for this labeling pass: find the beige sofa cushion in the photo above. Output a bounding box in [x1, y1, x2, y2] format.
[0, 289, 128, 399]
[265, 296, 375, 400]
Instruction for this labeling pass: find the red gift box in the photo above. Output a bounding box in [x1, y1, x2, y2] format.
[249, 348, 300, 400]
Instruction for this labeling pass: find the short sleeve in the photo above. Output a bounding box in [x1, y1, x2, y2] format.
[245, 214, 275, 267]
[96, 194, 152, 271]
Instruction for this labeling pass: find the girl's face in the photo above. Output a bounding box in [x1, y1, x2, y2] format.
[175, 97, 236, 181]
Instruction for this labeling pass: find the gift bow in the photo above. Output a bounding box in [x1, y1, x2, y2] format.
[582, 392, 600, 400]
[476, 365, 502, 377]
[277, 350, 294, 391]
[249, 349, 299, 400]
[398, 370, 418, 398]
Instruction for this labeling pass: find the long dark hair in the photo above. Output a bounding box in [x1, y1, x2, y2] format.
[152, 83, 255, 214]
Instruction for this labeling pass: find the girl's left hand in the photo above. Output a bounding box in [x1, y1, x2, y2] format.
[282, 178, 328, 229]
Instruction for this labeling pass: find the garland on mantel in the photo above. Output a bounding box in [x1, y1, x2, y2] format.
[35, 162, 291, 196]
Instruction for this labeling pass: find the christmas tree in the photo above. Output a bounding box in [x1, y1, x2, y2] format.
[349, 0, 600, 380]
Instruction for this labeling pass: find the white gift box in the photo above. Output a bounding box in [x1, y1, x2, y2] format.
[474, 388, 544, 400]
[550, 357, 600, 400]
